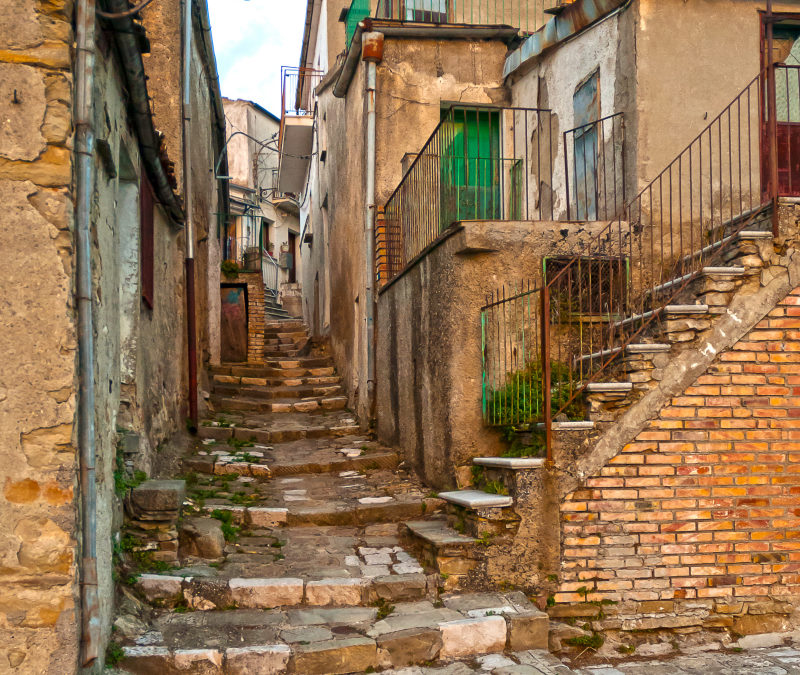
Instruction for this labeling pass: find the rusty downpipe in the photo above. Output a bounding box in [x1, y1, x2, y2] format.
[363, 31, 383, 419]
[767, 0, 780, 237]
[183, 0, 199, 429]
[75, 0, 101, 665]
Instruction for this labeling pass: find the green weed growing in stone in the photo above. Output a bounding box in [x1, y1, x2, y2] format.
[211, 509, 240, 542]
[229, 437, 255, 451]
[566, 632, 604, 651]
[476, 532, 494, 547]
[483, 480, 508, 496]
[487, 359, 584, 427]
[105, 641, 125, 667]
[372, 598, 395, 620]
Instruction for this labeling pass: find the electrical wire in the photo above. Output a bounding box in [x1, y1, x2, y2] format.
[97, 0, 157, 19]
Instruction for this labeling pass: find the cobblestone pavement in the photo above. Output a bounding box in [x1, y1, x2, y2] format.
[572, 646, 800, 675]
[379, 646, 800, 675]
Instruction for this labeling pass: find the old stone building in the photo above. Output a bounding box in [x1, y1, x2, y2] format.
[222, 97, 303, 318]
[0, 0, 226, 670]
[286, 0, 800, 652]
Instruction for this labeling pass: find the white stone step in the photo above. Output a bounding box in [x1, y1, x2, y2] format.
[472, 457, 545, 469]
[626, 343, 671, 354]
[576, 343, 669, 365]
[703, 266, 746, 275]
[585, 382, 633, 393]
[438, 490, 513, 509]
[665, 304, 710, 314]
[405, 519, 477, 546]
[738, 230, 773, 239]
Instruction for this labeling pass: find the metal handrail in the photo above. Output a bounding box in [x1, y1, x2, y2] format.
[261, 247, 280, 297]
[481, 64, 796, 461]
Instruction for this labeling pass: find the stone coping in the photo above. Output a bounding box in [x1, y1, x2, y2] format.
[438, 490, 513, 509]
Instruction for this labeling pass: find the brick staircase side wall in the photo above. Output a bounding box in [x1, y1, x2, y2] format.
[556, 286, 800, 633]
[238, 272, 266, 363]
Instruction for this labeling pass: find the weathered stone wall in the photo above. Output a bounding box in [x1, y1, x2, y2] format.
[508, 6, 635, 220]
[0, 0, 79, 672]
[307, 36, 512, 425]
[141, 0, 225, 376]
[376, 219, 611, 488]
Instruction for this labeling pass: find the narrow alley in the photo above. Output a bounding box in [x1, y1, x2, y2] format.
[8, 0, 800, 672]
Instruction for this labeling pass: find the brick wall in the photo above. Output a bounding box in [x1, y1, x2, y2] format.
[559, 287, 800, 615]
[239, 272, 265, 363]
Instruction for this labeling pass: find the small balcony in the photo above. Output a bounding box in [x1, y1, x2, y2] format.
[344, 0, 577, 48]
[278, 66, 322, 194]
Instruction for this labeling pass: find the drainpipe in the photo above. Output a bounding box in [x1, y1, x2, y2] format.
[363, 32, 383, 419]
[75, 0, 100, 666]
[183, 0, 199, 429]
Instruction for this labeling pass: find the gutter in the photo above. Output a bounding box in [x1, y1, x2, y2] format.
[182, 0, 199, 428]
[362, 32, 383, 420]
[334, 21, 518, 98]
[75, 0, 100, 667]
[194, 0, 230, 248]
[503, 0, 632, 79]
[101, 0, 186, 225]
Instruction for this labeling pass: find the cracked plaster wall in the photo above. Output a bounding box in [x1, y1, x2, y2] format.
[0, 0, 79, 672]
[0, 1, 221, 671]
[306, 36, 510, 424]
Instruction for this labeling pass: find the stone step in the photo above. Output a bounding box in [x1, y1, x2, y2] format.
[198, 412, 361, 444]
[264, 356, 333, 369]
[438, 490, 514, 509]
[211, 395, 348, 414]
[613, 304, 710, 330]
[185, 447, 399, 478]
[212, 383, 343, 400]
[264, 320, 305, 331]
[472, 457, 545, 469]
[263, 347, 303, 357]
[576, 342, 670, 365]
[119, 595, 552, 674]
[585, 382, 633, 393]
[264, 331, 308, 341]
[136, 572, 428, 611]
[213, 366, 336, 381]
[405, 518, 478, 549]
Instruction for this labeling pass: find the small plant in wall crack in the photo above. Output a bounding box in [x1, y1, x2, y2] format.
[483, 480, 508, 496]
[372, 598, 395, 620]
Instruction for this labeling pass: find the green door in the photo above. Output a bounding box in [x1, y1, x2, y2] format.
[440, 108, 501, 228]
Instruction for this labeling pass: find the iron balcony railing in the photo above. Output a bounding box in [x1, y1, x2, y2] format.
[373, 0, 572, 35]
[481, 63, 797, 463]
[226, 236, 281, 299]
[377, 106, 627, 285]
[346, 0, 577, 50]
[279, 66, 323, 143]
[377, 105, 559, 283]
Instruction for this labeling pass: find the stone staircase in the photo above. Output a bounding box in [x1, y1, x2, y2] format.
[265, 295, 293, 320]
[400, 210, 779, 592]
[114, 317, 559, 674]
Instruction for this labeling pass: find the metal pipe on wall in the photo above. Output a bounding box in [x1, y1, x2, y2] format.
[75, 0, 101, 666]
[183, 0, 199, 428]
[363, 32, 383, 418]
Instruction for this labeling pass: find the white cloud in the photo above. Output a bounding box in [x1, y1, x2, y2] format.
[207, 0, 307, 116]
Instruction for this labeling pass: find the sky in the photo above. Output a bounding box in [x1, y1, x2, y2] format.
[207, 0, 307, 117]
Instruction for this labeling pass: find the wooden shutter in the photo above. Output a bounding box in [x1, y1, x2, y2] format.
[140, 176, 155, 309]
